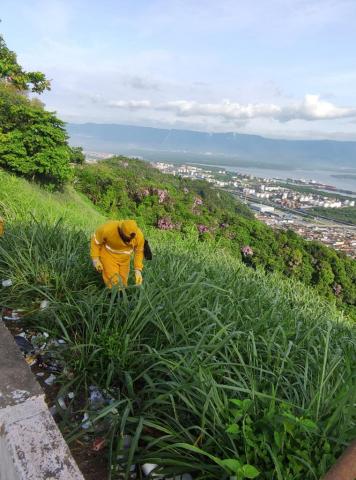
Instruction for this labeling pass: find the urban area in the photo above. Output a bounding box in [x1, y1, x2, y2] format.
[152, 162, 356, 258]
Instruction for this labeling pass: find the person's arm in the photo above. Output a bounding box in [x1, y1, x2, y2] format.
[133, 230, 144, 284]
[322, 441, 356, 480]
[90, 225, 106, 271]
[133, 229, 145, 271]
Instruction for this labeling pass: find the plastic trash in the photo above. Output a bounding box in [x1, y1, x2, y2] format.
[92, 437, 106, 451]
[14, 335, 34, 353]
[68, 392, 75, 399]
[81, 412, 91, 429]
[2, 279, 13, 287]
[89, 385, 105, 408]
[49, 405, 57, 416]
[57, 339, 66, 345]
[44, 374, 56, 386]
[57, 396, 67, 410]
[2, 308, 22, 321]
[40, 300, 50, 310]
[25, 354, 37, 367]
[39, 353, 62, 373]
[36, 372, 45, 377]
[142, 464, 159, 476]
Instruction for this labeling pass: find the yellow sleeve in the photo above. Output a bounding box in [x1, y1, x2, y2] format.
[90, 224, 106, 259]
[133, 229, 145, 271]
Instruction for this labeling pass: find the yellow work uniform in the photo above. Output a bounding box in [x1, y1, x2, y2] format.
[90, 220, 144, 288]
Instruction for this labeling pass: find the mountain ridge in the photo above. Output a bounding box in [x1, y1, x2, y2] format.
[67, 122, 356, 169]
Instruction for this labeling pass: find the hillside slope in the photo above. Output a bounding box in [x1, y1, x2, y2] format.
[0, 170, 355, 478]
[0, 169, 105, 229]
[74, 157, 356, 319]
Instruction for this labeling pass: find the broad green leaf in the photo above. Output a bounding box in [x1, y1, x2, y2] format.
[221, 459, 242, 473]
[242, 464, 260, 478]
[226, 423, 240, 434]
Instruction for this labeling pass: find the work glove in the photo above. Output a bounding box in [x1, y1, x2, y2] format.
[92, 257, 103, 272]
[134, 269, 143, 285]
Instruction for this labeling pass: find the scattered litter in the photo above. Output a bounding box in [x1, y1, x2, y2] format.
[49, 405, 57, 416]
[81, 412, 91, 429]
[36, 372, 45, 377]
[31, 334, 48, 350]
[44, 374, 56, 386]
[89, 385, 105, 408]
[17, 332, 27, 338]
[39, 353, 62, 373]
[14, 335, 34, 354]
[68, 392, 75, 399]
[2, 279, 13, 287]
[25, 354, 37, 367]
[57, 396, 67, 410]
[92, 437, 106, 451]
[142, 464, 159, 476]
[57, 339, 66, 345]
[2, 308, 23, 321]
[40, 300, 50, 310]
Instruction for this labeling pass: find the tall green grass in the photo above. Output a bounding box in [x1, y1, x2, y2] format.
[0, 220, 355, 479]
[0, 169, 105, 229]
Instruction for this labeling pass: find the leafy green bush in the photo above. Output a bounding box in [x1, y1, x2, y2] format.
[0, 84, 72, 184]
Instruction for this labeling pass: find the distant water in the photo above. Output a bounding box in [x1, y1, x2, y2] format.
[194, 163, 356, 194]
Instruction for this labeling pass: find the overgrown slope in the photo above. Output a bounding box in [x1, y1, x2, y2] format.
[74, 157, 356, 319]
[0, 171, 355, 479]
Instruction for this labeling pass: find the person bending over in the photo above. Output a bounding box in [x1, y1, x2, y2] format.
[90, 220, 144, 288]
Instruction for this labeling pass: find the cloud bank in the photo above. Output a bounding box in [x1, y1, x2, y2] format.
[108, 95, 356, 123]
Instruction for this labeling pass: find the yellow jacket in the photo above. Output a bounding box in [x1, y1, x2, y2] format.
[90, 220, 145, 271]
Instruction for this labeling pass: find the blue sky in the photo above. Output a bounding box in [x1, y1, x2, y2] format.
[2, 0, 356, 139]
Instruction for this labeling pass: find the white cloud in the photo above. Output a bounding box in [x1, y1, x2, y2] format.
[108, 100, 152, 109]
[107, 95, 356, 122]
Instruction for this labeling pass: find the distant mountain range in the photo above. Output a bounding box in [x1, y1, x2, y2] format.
[67, 123, 356, 171]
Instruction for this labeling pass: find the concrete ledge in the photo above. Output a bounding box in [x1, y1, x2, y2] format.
[0, 321, 84, 480]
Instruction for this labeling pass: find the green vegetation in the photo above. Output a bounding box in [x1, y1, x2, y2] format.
[0, 34, 76, 185]
[0, 169, 105, 230]
[1, 31, 356, 479]
[0, 34, 50, 93]
[0, 219, 355, 479]
[74, 157, 356, 319]
[309, 206, 356, 225]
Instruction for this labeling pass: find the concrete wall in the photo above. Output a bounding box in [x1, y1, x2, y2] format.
[0, 321, 84, 480]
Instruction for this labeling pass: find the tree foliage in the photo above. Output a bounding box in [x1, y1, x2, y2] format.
[0, 34, 72, 184]
[0, 84, 72, 184]
[0, 34, 50, 93]
[69, 146, 85, 164]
